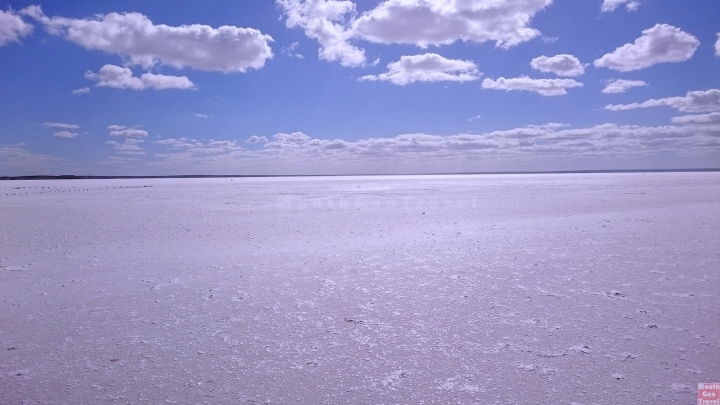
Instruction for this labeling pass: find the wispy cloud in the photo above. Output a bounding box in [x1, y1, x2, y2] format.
[281, 42, 304, 59]
[482, 76, 583, 96]
[41, 122, 79, 129]
[605, 89, 720, 112]
[602, 79, 648, 94]
[70, 87, 90, 95]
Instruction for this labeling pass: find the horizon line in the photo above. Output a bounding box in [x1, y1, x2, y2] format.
[2, 168, 719, 180]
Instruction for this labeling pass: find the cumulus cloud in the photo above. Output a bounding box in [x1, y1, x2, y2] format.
[530, 54, 585, 76]
[671, 112, 720, 125]
[70, 87, 90, 95]
[247, 135, 269, 143]
[39, 124, 80, 139]
[0, 9, 33, 46]
[152, 137, 241, 155]
[85, 65, 195, 90]
[359, 53, 479, 85]
[481, 76, 583, 96]
[605, 89, 720, 112]
[277, 0, 366, 67]
[601, 0, 640, 12]
[273, 132, 313, 143]
[208, 141, 235, 148]
[155, 137, 202, 149]
[41, 122, 80, 129]
[21, 5, 273, 72]
[276, 0, 553, 67]
[323, 139, 350, 149]
[601, 79, 647, 94]
[149, 122, 720, 175]
[352, 0, 553, 49]
[107, 138, 145, 155]
[108, 125, 149, 137]
[594, 24, 699, 72]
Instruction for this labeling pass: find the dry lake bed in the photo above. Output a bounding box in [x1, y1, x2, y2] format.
[1, 173, 718, 404]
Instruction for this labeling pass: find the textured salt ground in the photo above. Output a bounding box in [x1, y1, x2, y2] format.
[0, 173, 718, 404]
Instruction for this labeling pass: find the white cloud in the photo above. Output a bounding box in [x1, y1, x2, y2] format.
[108, 125, 149, 137]
[85, 65, 195, 90]
[601, 79, 647, 94]
[0, 9, 33, 46]
[530, 54, 585, 77]
[594, 24, 699, 72]
[152, 138, 242, 156]
[70, 87, 90, 95]
[21, 5, 273, 72]
[39, 123, 81, 140]
[247, 135, 269, 143]
[525, 122, 569, 130]
[41, 122, 80, 129]
[277, 0, 553, 67]
[605, 89, 720, 112]
[323, 139, 350, 149]
[195, 114, 211, 119]
[208, 141, 235, 148]
[273, 132, 313, 143]
[601, 0, 640, 12]
[671, 113, 720, 125]
[468, 115, 482, 122]
[53, 131, 78, 138]
[111, 129, 148, 137]
[281, 42, 304, 59]
[359, 53, 479, 85]
[0, 143, 74, 175]
[148, 122, 720, 175]
[277, 0, 366, 67]
[107, 139, 145, 155]
[352, 0, 553, 49]
[715, 33, 720, 56]
[481, 76, 583, 96]
[155, 137, 203, 149]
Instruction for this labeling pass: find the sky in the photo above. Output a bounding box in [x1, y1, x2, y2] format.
[1, 0, 719, 176]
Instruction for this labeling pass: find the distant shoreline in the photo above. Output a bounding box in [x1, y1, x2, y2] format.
[1, 168, 719, 181]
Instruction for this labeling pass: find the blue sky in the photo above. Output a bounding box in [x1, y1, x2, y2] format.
[1, 0, 719, 175]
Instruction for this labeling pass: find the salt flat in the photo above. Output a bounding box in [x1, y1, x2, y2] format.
[0, 173, 718, 404]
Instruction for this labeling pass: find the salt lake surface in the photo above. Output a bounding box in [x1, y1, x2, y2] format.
[1, 173, 718, 404]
